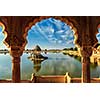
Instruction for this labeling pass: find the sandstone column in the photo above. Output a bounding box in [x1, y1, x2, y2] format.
[81, 46, 92, 83]
[10, 46, 22, 83]
[12, 56, 21, 82]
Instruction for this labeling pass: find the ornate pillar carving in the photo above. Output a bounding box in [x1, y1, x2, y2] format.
[9, 46, 23, 83]
[5, 32, 25, 83]
[81, 46, 92, 83]
[3, 16, 25, 83]
[79, 17, 93, 83]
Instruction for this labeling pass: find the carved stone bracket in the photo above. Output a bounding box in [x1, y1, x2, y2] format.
[4, 34, 25, 48]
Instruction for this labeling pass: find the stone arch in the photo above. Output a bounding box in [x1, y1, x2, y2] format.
[23, 16, 79, 49]
[94, 24, 100, 48]
[0, 21, 12, 80]
[0, 21, 8, 48]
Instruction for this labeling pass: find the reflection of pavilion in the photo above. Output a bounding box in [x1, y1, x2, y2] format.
[28, 45, 48, 75]
[28, 57, 47, 75]
[32, 59, 44, 74]
[28, 53, 47, 74]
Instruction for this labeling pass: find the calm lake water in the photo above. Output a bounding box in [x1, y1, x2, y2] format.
[0, 53, 100, 80]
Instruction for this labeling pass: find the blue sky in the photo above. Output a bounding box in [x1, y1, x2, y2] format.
[0, 26, 6, 49]
[1, 18, 100, 50]
[0, 18, 75, 49]
[96, 28, 100, 43]
[26, 18, 75, 49]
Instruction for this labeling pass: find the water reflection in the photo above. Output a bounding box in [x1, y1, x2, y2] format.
[0, 52, 100, 80]
[0, 54, 12, 79]
[32, 53, 82, 77]
[32, 59, 43, 74]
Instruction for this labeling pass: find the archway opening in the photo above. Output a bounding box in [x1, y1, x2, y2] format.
[21, 17, 82, 80]
[89, 26, 100, 78]
[0, 23, 12, 80]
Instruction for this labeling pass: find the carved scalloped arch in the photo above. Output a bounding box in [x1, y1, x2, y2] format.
[23, 16, 79, 49]
[93, 24, 100, 48]
[0, 22, 9, 48]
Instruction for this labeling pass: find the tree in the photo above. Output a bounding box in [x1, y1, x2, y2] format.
[73, 47, 77, 51]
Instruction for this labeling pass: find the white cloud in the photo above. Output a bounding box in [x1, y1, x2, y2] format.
[30, 18, 75, 47]
[66, 40, 74, 44]
[58, 40, 62, 43]
[98, 28, 100, 33]
[49, 27, 54, 33]
[48, 34, 53, 38]
[45, 27, 54, 33]
[0, 32, 2, 35]
[49, 18, 63, 30]
[35, 24, 51, 42]
[49, 18, 60, 23]
[60, 35, 66, 38]
[96, 33, 100, 37]
[49, 37, 57, 41]
[55, 30, 64, 34]
[65, 30, 72, 35]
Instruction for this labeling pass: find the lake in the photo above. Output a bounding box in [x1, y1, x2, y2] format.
[0, 52, 100, 80]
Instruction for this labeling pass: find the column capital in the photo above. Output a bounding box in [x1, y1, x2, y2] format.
[80, 46, 93, 58]
[9, 46, 23, 57]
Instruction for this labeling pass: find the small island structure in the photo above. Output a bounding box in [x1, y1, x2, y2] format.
[28, 45, 48, 61]
[28, 45, 48, 75]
